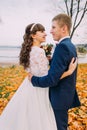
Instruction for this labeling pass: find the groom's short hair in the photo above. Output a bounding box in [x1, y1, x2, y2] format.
[52, 13, 72, 33]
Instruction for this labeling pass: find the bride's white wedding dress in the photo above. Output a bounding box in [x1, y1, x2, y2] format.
[0, 46, 57, 130]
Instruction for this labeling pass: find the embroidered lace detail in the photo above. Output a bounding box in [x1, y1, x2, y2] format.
[27, 46, 49, 76]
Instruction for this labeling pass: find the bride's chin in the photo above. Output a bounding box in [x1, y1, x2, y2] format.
[42, 39, 46, 42]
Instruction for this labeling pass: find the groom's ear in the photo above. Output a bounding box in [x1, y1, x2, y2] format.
[62, 25, 67, 33]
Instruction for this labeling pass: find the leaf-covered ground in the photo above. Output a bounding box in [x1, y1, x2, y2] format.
[0, 64, 87, 130]
[68, 64, 87, 130]
[0, 65, 27, 114]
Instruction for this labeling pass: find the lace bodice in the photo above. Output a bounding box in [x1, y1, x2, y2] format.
[26, 46, 49, 77]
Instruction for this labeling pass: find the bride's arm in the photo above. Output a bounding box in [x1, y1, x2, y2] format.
[38, 49, 49, 76]
[60, 58, 77, 79]
[28, 57, 77, 80]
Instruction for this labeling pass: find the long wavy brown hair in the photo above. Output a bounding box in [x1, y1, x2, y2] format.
[19, 23, 45, 69]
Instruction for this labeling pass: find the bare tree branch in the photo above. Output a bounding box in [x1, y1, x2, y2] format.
[71, 0, 87, 38]
[56, 5, 65, 13]
[70, 0, 80, 38]
[51, 0, 87, 38]
[70, 0, 74, 17]
[64, 0, 69, 15]
[46, 0, 63, 15]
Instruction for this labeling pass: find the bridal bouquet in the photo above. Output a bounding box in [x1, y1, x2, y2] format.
[40, 43, 53, 57]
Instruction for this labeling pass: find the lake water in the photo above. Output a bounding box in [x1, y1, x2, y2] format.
[78, 55, 87, 63]
[0, 46, 20, 63]
[0, 46, 87, 64]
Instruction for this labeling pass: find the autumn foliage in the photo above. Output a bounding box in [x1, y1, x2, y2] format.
[0, 64, 87, 130]
[0, 65, 27, 114]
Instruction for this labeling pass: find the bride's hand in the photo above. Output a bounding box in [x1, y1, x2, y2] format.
[28, 72, 33, 81]
[60, 57, 78, 79]
[68, 57, 78, 75]
[47, 55, 51, 61]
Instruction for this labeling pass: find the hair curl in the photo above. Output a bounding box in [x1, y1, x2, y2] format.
[19, 23, 45, 69]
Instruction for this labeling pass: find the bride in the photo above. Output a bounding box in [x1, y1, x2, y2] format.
[0, 23, 77, 130]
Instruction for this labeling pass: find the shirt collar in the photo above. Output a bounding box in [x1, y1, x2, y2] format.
[57, 36, 70, 44]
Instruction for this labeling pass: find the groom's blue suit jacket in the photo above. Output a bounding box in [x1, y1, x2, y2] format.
[31, 38, 81, 110]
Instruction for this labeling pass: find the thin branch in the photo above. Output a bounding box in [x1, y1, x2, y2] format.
[70, 0, 74, 17]
[71, 0, 87, 38]
[56, 5, 65, 13]
[50, 0, 87, 38]
[75, 0, 87, 29]
[72, 0, 80, 32]
[64, 0, 69, 15]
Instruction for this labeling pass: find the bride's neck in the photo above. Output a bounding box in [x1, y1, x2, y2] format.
[32, 42, 40, 47]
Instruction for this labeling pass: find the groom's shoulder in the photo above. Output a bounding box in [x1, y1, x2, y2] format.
[56, 42, 69, 52]
[60, 38, 76, 49]
[61, 42, 76, 55]
[53, 44, 69, 57]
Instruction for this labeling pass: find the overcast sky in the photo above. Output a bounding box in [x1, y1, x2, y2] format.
[0, 0, 87, 46]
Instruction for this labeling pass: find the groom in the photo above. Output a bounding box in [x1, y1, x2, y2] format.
[28, 14, 81, 130]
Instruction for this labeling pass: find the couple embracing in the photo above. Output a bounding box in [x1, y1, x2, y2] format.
[0, 13, 80, 130]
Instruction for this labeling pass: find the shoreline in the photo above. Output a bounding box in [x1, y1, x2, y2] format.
[0, 61, 87, 68]
[0, 62, 19, 67]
